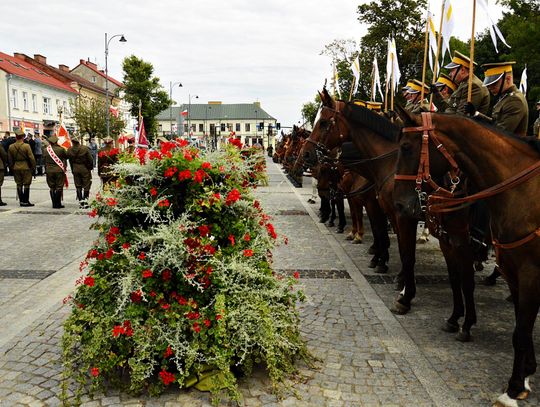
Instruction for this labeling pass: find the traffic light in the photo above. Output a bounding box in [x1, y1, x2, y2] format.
[276, 122, 281, 130]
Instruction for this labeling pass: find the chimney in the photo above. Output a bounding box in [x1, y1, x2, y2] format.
[14, 53, 25, 61]
[86, 58, 97, 69]
[254, 101, 261, 108]
[59, 64, 69, 72]
[34, 54, 47, 64]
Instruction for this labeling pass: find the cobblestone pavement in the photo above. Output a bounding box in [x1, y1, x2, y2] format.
[0, 160, 537, 406]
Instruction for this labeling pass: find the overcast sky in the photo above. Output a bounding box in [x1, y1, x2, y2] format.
[2, 0, 504, 128]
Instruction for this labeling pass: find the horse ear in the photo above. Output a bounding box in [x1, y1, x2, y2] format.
[395, 104, 420, 126]
[319, 87, 336, 109]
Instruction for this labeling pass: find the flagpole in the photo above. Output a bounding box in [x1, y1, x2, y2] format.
[467, 0, 477, 103]
[420, 5, 430, 102]
[348, 77, 355, 101]
[384, 75, 389, 112]
[429, 0, 446, 108]
[390, 54, 395, 111]
[371, 62, 376, 102]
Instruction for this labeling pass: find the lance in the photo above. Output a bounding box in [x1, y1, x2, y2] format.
[384, 74, 389, 112]
[390, 53, 395, 111]
[348, 76, 355, 102]
[420, 6, 430, 102]
[371, 61, 376, 102]
[429, 0, 447, 108]
[467, 0, 477, 102]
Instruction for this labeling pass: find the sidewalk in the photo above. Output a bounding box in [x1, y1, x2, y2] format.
[0, 159, 536, 406]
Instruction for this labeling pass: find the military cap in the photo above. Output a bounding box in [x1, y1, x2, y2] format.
[353, 100, 367, 107]
[406, 79, 430, 95]
[435, 73, 457, 91]
[103, 136, 114, 144]
[48, 134, 59, 144]
[481, 61, 515, 86]
[365, 101, 383, 111]
[444, 51, 477, 70]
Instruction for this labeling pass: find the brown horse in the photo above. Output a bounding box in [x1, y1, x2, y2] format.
[394, 111, 540, 407]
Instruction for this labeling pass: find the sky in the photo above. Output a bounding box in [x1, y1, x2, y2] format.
[1, 0, 505, 128]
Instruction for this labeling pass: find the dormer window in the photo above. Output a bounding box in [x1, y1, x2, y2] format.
[91, 76, 97, 83]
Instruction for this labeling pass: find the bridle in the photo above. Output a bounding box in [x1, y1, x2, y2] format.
[394, 112, 462, 212]
[305, 105, 349, 161]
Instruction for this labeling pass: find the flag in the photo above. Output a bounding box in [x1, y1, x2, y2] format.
[386, 37, 401, 93]
[350, 55, 360, 96]
[137, 118, 149, 148]
[57, 123, 72, 149]
[333, 63, 342, 99]
[372, 57, 384, 102]
[519, 67, 527, 95]
[441, 0, 455, 62]
[477, 0, 510, 53]
[20, 120, 26, 135]
[109, 105, 119, 118]
[428, 11, 439, 73]
[181, 109, 188, 117]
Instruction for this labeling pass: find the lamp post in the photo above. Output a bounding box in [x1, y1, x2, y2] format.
[169, 81, 182, 139]
[205, 105, 211, 149]
[105, 33, 127, 139]
[255, 109, 258, 142]
[188, 94, 198, 142]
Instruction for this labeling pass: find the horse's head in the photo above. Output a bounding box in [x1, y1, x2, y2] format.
[393, 107, 461, 220]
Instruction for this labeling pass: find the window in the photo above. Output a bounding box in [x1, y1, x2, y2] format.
[63, 101, 68, 114]
[22, 92, 28, 111]
[220, 123, 225, 131]
[198, 124, 203, 132]
[32, 94, 38, 112]
[227, 123, 232, 131]
[245, 123, 251, 132]
[235, 123, 240, 132]
[91, 76, 97, 83]
[158, 124, 163, 132]
[43, 97, 51, 114]
[11, 89, 18, 109]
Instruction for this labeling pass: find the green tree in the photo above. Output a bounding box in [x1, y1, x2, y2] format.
[70, 97, 125, 140]
[301, 94, 321, 127]
[122, 55, 171, 141]
[320, 39, 359, 101]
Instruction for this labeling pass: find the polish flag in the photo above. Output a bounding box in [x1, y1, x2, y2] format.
[109, 105, 119, 118]
[181, 110, 188, 117]
[57, 124, 72, 149]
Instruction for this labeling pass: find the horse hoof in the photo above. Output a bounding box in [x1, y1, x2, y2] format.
[493, 393, 519, 407]
[368, 257, 377, 268]
[391, 301, 410, 315]
[352, 237, 363, 244]
[516, 390, 529, 400]
[368, 245, 376, 255]
[375, 264, 388, 274]
[441, 321, 459, 333]
[416, 237, 429, 244]
[455, 328, 472, 342]
[345, 233, 354, 241]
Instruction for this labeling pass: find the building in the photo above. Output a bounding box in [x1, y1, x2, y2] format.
[0, 52, 78, 135]
[156, 101, 277, 148]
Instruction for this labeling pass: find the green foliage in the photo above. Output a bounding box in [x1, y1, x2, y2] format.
[301, 96, 320, 127]
[61, 141, 310, 405]
[122, 56, 172, 141]
[69, 97, 125, 141]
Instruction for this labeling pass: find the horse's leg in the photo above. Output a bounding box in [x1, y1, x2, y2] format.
[353, 202, 364, 243]
[391, 215, 418, 314]
[346, 197, 357, 240]
[439, 241, 465, 334]
[364, 195, 382, 268]
[319, 196, 330, 223]
[328, 196, 336, 227]
[336, 195, 346, 233]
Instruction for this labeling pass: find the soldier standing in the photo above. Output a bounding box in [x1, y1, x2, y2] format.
[7, 129, 36, 206]
[443, 51, 490, 116]
[88, 137, 98, 169]
[0, 142, 7, 205]
[98, 136, 119, 186]
[67, 135, 93, 208]
[44, 134, 68, 209]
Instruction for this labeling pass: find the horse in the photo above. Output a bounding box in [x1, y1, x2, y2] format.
[300, 87, 480, 342]
[393, 110, 540, 407]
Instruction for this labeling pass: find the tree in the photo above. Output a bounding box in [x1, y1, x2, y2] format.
[301, 97, 321, 128]
[70, 97, 125, 140]
[122, 56, 171, 141]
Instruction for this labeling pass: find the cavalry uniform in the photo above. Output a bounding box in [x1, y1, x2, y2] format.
[432, 73, 457, 112]
[444, 51, 490, 115]
[404, 80, 431, 114]
[98, 137, 119, 186]
[0, 144, 7, 205]
[67, 137, 93, 208]
[7, 130, 36, 206]
[44, 135, 68, 208]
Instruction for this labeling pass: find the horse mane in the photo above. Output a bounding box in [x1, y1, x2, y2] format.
[342, 102, 401, 142]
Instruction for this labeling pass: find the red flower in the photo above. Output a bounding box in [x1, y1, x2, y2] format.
[243, 249, 253, 257]
[158, 198, 170, 208]
[228, 234, 235, 246]
[106, 234, 117, 245]
[243, 233, 251, 242]
[198, 225, 211, 237]
[150, 187, 158, 197]
[90, 367, 99, 377]
[225, 188, 241, 205]
[164, 166, 178, 178]
[193, 322, 201, 333]
[201, 161, 212, 169]
[105, 248, 114, 259]
[161, 303, 170, 310]
[216, 314, 223, 321]
[123, 320, 133, 337]
[88, 208, 98, 218]
[130, 290, 143, 303]
[97, 253, 105, 261]
[112, 325, 125, 337]
[138, 252, 146, 260]
[142, 269, 153, 278]
[122, 242, 131, 250]
[213, 192, 221, 200]
[164, 345, 174, 358]
[193, 169, 207, 184]
[266, 223, 277, 239]
[186, 311, 200, 320]
[150, 291, 157, 297]
[137, 148, 147, 165]
[178, 296, 188, 305]
[293, 271, 300, 279]
[204, 318, 211, 328]
[228, 137, 242, 148]
[110, 226, 120, 235]
[106, 198, 118, 207]
[87, 249, 98, 258]
[178, 169, 192, 181]
[176, 138, 189, 147]
[159, 369, 176, 386]
[148, 150, 162, 160]
[183, 151, 193, 161]
[204, 244, 216, 255]
[83, 276, 95, 287]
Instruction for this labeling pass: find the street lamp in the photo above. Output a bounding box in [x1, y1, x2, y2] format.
[169, 81, 182, 138]
[188, 94, 198, 142]
[105, 33, 127, 139]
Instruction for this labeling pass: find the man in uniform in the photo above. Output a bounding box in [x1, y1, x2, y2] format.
[444, 51, 490, 115]
[404, 79, 431, 113]
[0, 141, 7, 205]
[432, 73, 457, 112]
[7, 129, 36, 206]
[98, 136, 119, 186]
[67, 135, 93, 208]
[44, 134, 68, 209]
[88, 137, 98, 169]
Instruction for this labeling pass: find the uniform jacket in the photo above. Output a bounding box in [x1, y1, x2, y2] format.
[8, 140, 36, 171]
[491, 85, 529, 137]
[446, 74, 490, 115]
[0, 144, 7, 170]
[68, 144, 93, 172]
[43, 143, 68, 173]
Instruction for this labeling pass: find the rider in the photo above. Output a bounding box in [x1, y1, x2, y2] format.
[404, 80, 431, 114]
[443, 51, 490, 116]
[431, 73, 458, 112]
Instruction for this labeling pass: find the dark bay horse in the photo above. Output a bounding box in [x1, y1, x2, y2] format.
[393, 111, 540, 407]
[300, 88, 480, 341]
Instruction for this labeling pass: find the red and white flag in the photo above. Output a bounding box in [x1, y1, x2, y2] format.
[136, 119, 149, 148]
[57, 123, 72, 149]
[181, 110, 188, 117]
[109, 105, 119, 118]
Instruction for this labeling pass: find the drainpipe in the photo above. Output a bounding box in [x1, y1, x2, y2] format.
[6, 74, 12, 131]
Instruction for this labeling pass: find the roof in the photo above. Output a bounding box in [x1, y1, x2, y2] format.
[72, 60, 123, 88]
[13, 54, 107, 96]
[156, 103, 276, 121]
[0, 52, 78, 94]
